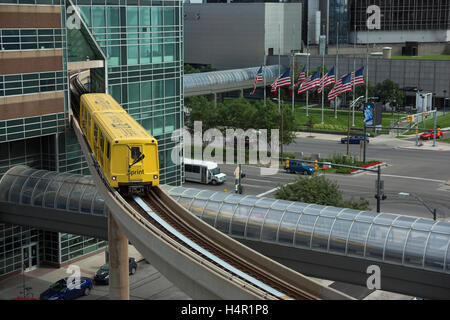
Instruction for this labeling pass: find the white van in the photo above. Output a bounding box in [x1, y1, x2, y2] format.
[184, 158, 227, 185]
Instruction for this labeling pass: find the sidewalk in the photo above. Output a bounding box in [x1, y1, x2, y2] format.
[0, 245, 143, 300]
[296, 131, 450, 151]
[295, 131, 342, 141]
[374, 135, 450, 151]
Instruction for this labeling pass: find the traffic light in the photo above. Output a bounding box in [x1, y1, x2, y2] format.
[415, 125, 419, 135]
[314, 160, 318, 171]
[286, 159, 289, 168]
[424, 109, 428, 117]
[406, 115, 413, 123]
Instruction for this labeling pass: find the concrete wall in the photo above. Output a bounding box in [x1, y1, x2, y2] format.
[267, 55, 450, 98]
[325, 42, 450, 57]
[353, 30, 450, 44]
[184, 3, 302, 69]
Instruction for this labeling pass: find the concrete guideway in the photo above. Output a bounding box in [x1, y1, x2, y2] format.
[65, 93, 351, 300]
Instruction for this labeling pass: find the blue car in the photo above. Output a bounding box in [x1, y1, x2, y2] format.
[285, 160, 315, 175]
[40, 277, 93, 300]
[341, 135, 369, 144]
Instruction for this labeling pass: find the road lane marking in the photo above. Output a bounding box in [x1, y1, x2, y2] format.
[366, 173, 445, 184]
[256, 180, 298, 197]
[256, 187, 280, 197]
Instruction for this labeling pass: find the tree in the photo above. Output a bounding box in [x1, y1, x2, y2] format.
[184, 97, 297, 146]
[374, 79, 403, 107]
[184, 96, 220, 133]
[275, 175, 371, 210]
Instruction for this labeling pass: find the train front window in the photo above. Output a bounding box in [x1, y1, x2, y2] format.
[131, 147, 141, 160]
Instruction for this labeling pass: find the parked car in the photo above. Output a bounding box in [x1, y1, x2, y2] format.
[40, 277, 93, 300]
[341, 135, 369, 144]
[94, 257, 137, 285]
[284, 159, 315, 175]
[420, 130, 443, 140]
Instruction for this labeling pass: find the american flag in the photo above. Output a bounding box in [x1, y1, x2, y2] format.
[328, 73, 352, 101]
[318, 66, 335, 94]
[271, 68, 291, 93]
[298, 70, 321, 94]
[295, 66, 306, 87]
[352, 66, 365, 87]
[250, 66, 264, 95]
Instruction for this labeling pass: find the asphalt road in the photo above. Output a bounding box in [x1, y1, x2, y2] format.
[183, 137, 450, 221]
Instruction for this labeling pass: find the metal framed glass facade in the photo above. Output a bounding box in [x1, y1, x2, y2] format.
[72, 0, 184, 186]
[328, 0, 350, 44]
[0, 0, 183, 277]
[0, 28, 64, 51]
[351, 0, 450, 31]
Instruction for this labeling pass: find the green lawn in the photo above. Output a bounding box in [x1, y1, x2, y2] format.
[294, 106, 405, 132]
[404, 112, 450, 134]
[391, 55, 450, 61]
[440, 138, 450, 144]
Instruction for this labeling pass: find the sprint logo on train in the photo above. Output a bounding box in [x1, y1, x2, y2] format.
[129, 169, 145, 176]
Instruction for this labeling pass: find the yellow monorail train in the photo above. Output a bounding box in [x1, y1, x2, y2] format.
[79, 93, 159, 194]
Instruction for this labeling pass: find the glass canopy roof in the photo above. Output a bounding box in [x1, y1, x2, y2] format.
[1, 165, 448, 274]
[0, 166, 106, 216]
[163, 186, 450, 274]
[184, 65, 284, 89]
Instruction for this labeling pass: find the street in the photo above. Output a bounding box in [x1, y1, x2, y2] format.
[183, 135, 450, 221]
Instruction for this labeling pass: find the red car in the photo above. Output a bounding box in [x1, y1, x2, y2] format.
[420, 130, 443, 140]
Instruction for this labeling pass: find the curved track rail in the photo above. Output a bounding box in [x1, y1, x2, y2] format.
[68, 72, 353, 300]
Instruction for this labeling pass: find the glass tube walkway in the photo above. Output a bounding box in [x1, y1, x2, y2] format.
[0, 166, 448, 275]
[0, 166, 106, 216]
[162, 186, 450, 275]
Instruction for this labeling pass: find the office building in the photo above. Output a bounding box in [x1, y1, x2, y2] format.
[184, 3, 302, 69]
[0, 0, 183, 278]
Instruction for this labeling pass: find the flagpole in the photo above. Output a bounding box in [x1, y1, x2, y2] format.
[321, 44, 325, 124]
[264, 60, 266, 109]
[306, 20, 310, 117]
[292, 24, 295, 114]
[335, 20, 339, 119]
[352, 7, 356, 127]
[366, 21, 369, 103]
[278, 23, 281, 113]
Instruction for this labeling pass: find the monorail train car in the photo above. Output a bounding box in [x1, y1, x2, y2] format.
[79, 93, 159, 194]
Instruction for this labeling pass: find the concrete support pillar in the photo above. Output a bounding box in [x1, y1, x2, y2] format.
[240, 89, 244, 98]
[213, 92, 217, 107]
[108, 211, 129, 300]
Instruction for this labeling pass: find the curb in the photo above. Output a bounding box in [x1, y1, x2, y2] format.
[348, 162, 387, 175]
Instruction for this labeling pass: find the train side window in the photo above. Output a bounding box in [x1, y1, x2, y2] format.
[106, 142, 110, 159]
[185, 164, 192, 172]
[94, 123, 98, 142]
[87, 112, 91, 136]
[83, 108, 87, 130]
[100, 131, 104, 152]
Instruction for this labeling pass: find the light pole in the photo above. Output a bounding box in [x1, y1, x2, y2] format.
[444, 90, 447, 114]
[398, 192, 437, 221]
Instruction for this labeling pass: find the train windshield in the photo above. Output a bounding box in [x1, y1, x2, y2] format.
[131, 147, 141, 160]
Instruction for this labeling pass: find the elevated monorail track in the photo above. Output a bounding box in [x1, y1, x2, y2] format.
[132, 190, 316, 300]
[67, 72, 352, 300]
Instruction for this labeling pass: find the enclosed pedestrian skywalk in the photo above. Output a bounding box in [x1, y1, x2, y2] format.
[0, 168, 449, 299]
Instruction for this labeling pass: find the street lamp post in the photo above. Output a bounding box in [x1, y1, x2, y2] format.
[444, 90, 447, 114]
[398, 192, 437, 221]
